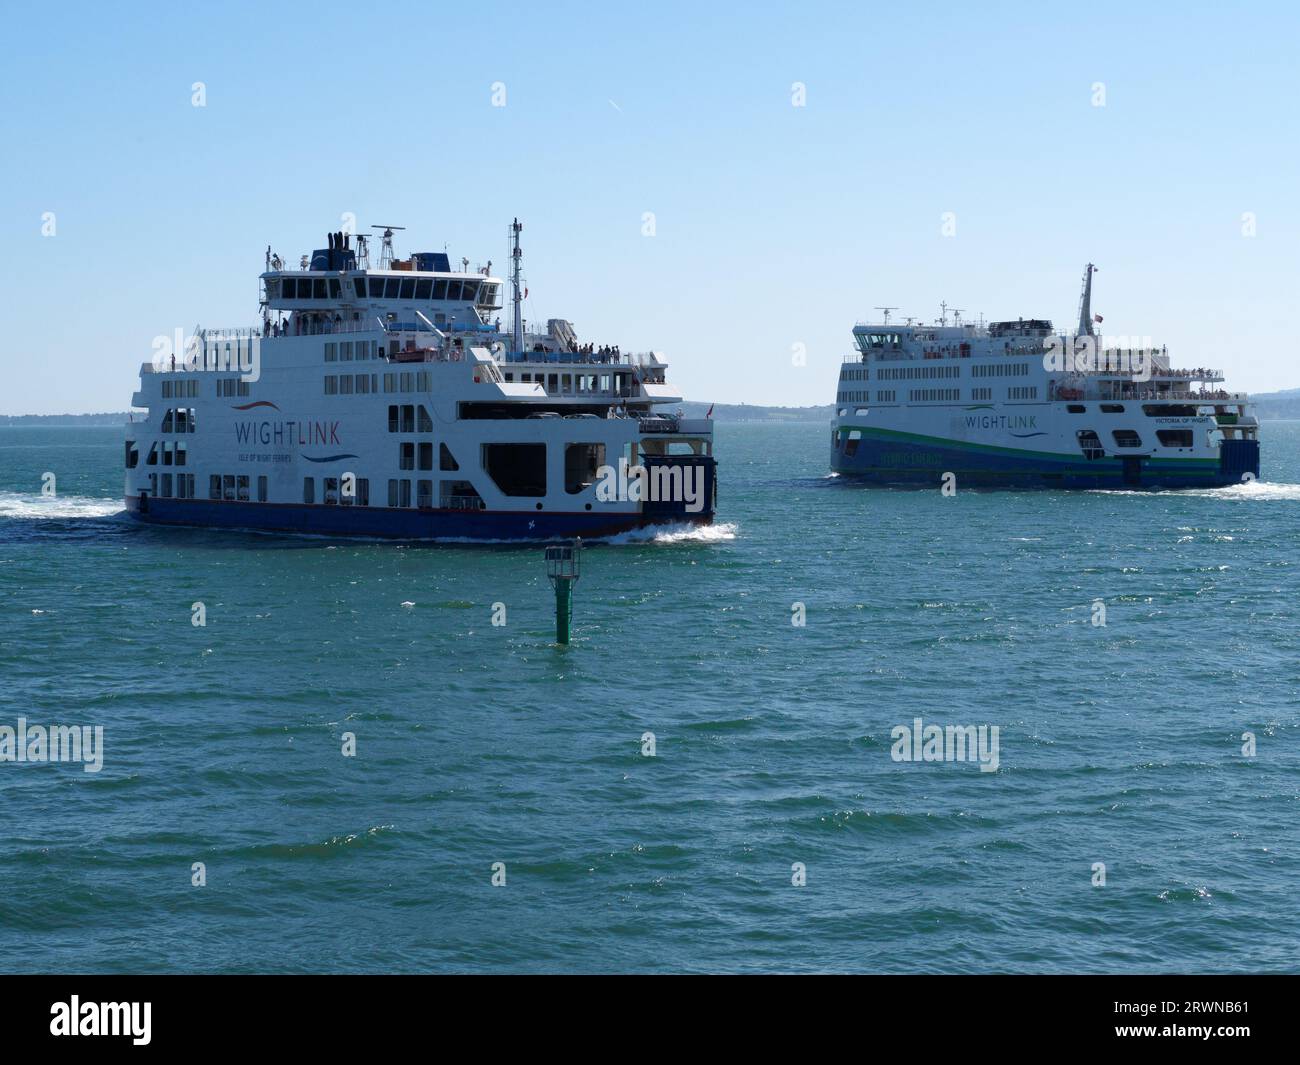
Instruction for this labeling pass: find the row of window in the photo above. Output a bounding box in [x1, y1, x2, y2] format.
[216, 378, 251, 397]
[837, 386, 1032, 404]
[388, 479, 435, 508]
[877, 365, 961, 381]
[324, 340, 380, 362]
[160, 408, 196, 433]
[147, 473, 196, 498]
[145, 441, 187, 466]
[325, 374, 377, 395]
[303, 477, 371, 506]
[1077, 429, 1194, 455]
[160, 379, 200, 398]
[387, 405, 435, 433]
[208, 474, 268, 502]
[280, 275, 499, 305]
[503, 371, 629, 394]
[325, 371, 433, 395]
[971, 363, 1031, 378]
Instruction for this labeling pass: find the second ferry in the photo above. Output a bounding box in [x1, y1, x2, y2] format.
[125, 221, 716, 539]
[831, 266, 1259, 489]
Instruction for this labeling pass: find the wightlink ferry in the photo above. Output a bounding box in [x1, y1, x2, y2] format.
[830, 266, 1260, 489]
[124, 221, 715, 539]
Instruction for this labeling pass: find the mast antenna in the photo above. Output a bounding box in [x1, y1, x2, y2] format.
[510, 218, 524, 355]
[874, 306, 898, 325]
[1077, 263, 1097, 337]
[370, 225, 405, 269]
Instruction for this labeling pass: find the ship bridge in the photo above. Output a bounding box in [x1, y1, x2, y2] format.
[259, 229, 504, 337]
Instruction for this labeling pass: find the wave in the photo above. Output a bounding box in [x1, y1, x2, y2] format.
[1180, 480, 1300, 501]
[599, 521, 739, 545]
[1088, 480, 1300, 501]
[0, 491, 123, 520]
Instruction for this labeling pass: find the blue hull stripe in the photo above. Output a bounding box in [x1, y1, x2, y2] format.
[126, 496, 712, 541]
[831, 431, 1257, 489]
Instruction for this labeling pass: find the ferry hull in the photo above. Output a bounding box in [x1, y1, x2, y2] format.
[830, 432, 1259, 490]
[124, 494, 713, 541]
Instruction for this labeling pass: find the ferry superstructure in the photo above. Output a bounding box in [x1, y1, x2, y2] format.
[124, 221, 716, 539]
[830, 266, 1260, 489]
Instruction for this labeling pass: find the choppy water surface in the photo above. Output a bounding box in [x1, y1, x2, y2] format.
[0, 423, 1297, 973]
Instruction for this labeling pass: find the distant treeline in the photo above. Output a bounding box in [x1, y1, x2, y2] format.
[1250, 389, 1300, 420]
[678, 402, 833, 423]
[0, 413, 132, 426]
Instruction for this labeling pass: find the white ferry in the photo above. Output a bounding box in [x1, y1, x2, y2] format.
[830, 266, 1260, 489]
[125, 221, 716, 539]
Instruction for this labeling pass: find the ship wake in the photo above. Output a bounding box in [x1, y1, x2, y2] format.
[0, 492, 124, 520]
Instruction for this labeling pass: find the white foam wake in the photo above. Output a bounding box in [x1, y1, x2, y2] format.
[602, 521, 739, 545]
[0, 491, 123, 520]
[1090, 480, 1300, 502]
[1180, 480, 1300, 502]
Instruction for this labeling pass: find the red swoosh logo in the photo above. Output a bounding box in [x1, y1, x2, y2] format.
[231, 401, 281, 411]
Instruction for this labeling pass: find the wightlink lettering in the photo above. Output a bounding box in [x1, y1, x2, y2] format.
[234, 420, 340, 447]
[965, 414, 1037, 431]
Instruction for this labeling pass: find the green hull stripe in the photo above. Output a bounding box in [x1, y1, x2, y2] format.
[836, 424, 1220, 467]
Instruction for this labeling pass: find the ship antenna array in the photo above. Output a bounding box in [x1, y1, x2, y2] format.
[874, 306, 898, 325]
[510, 218, 524, 355]
[370, 225, 405, 269]
[951, 308, 964, 325]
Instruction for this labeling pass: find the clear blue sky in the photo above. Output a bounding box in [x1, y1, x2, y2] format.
[2, 1, 1297, 414]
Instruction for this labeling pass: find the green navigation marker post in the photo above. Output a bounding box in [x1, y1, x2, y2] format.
[544, 539, 581, 644]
